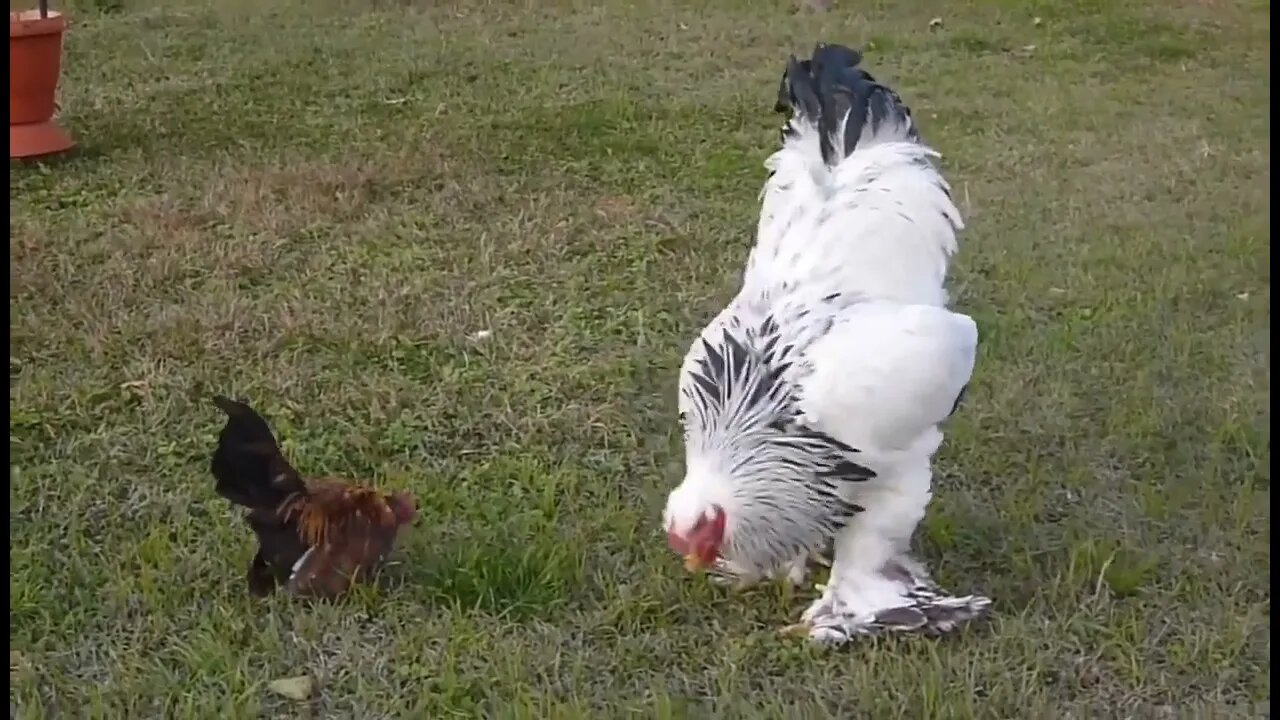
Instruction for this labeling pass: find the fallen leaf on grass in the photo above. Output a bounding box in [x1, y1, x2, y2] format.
[268, 675, 314, 701]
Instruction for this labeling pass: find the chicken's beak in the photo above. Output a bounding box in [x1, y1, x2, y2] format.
[683, 553, 706, 573]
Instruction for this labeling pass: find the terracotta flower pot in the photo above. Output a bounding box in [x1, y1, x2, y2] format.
[10, 8, 75, 159]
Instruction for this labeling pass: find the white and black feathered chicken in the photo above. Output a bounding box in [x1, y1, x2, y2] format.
[663, 43, 991, 646]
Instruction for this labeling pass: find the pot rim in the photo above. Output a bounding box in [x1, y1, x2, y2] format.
[10, 10, 67, 39]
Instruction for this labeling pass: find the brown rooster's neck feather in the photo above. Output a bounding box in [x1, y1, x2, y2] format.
[274, 480, 400, 550]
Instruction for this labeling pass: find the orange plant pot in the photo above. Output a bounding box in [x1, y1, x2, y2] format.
[10, 9, 75, 159]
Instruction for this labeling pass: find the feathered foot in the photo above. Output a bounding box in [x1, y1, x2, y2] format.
[780, 555, 992, 646]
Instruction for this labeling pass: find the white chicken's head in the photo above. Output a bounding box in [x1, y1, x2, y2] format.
[663, 476, 730, 573]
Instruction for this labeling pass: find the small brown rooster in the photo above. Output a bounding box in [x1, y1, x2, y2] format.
[209, 395, 417, 599]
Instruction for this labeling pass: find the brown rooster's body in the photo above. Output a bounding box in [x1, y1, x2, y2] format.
[210, 396, 416, 599]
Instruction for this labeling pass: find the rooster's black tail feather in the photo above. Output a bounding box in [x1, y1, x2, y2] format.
[775, 43, 920, 166]
[210, 395, 305, 510]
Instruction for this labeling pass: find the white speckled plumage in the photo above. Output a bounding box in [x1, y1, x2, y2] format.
[664, 44, 991, 644]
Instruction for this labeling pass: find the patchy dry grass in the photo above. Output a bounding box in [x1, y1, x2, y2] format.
[9, 0, 1270, 717]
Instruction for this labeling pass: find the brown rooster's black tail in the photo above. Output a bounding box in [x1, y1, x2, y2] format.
[210, 396, 306, 510]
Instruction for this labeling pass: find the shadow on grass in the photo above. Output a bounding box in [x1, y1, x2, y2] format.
[408, 534, 580, 620]
[381, 454, 590, 619]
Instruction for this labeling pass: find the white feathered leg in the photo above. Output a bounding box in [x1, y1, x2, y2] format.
[800, 477, 925, 639]
[794, 457, 991, 646]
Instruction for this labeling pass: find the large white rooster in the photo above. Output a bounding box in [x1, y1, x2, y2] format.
[663, 43, 991, 646]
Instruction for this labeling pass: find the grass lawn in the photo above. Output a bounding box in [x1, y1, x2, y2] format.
[9, 0, 1270, 716]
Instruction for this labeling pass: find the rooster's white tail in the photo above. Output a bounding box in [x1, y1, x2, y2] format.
[748, 44, 964, 307]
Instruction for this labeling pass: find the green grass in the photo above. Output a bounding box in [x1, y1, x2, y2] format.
[9, 0, 1269, 716]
